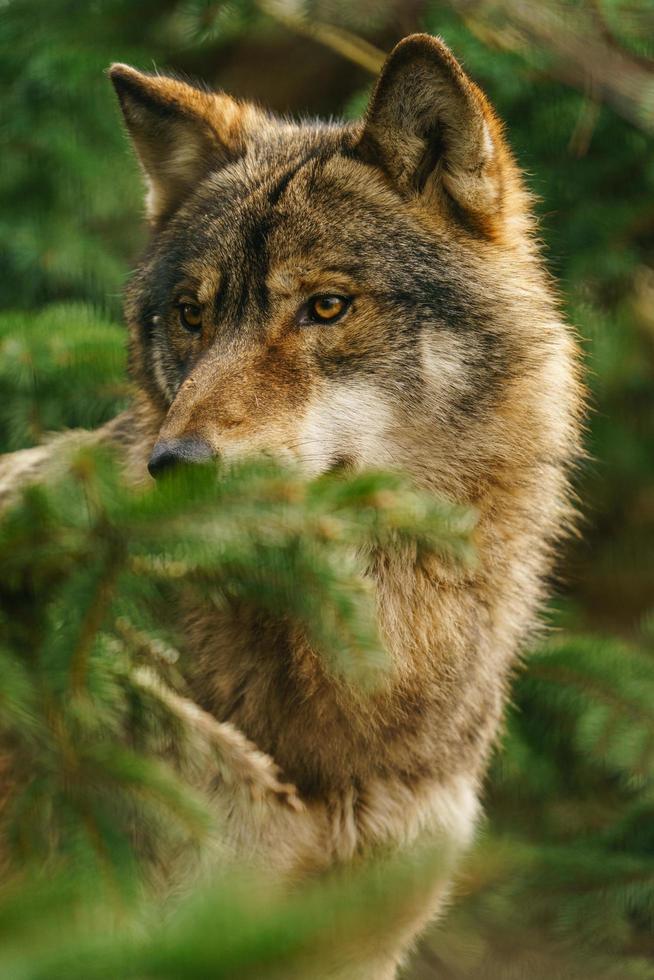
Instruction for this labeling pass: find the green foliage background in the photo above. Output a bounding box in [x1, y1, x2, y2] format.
[1, 1, 654, 977]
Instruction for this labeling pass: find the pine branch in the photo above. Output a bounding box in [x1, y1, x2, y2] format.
[130, 667, 303, 811]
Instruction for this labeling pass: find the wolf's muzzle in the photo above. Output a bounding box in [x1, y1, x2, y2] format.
[148, 435, 214, 479]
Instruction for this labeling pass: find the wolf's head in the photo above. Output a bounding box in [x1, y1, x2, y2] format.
[111, 35, 578, 501]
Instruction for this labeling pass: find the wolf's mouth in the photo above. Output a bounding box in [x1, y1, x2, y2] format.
[328, 455, 355, 476]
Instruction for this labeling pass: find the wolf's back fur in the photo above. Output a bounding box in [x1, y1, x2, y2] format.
[1, 35, 583, 978]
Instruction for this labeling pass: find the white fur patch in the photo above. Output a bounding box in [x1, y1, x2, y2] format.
[482, 119, 495, 162]
[420, 330, 472, 422]
[298, 381, 396, 475]
[356, 771, 480, 854]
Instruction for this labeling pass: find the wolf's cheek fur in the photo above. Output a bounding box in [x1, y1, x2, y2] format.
[152, 336, 399, 474]
[297, 380, 397, 475]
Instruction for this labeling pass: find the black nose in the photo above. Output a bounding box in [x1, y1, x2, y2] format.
[148, 436, 214, 479]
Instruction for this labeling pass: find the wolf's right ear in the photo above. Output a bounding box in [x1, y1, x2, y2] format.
[354, 35, 507, 234]
[109, 65, 249, 225]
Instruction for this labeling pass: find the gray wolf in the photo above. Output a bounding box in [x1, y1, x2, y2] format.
[0, 34, 582, 978]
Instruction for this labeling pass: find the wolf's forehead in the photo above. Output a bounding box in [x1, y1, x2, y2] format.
[169, 157, 305, 264]
[157, 133, 486, 327]
[171, 146, 419, 285]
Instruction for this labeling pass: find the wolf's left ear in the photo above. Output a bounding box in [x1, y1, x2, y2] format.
[355, 35, 506, 230]
[109, 65, 249, 225]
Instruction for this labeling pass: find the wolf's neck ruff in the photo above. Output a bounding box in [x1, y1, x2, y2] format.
[82, 33, 582, 979]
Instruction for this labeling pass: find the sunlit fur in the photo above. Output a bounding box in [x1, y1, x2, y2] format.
[0, 35, 583, 978]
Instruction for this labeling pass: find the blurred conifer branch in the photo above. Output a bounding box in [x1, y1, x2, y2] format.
[450, 0, 654, 132]
[258, 0, 386, 72]
[0, 426, 475, 879]
[254, 0, 654, 132]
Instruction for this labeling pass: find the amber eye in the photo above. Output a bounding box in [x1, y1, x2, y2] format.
[306, 294, 350, 324]
[177, 301, 203, 333]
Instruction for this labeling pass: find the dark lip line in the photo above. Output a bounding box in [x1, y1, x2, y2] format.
[328, 455, 355, 475]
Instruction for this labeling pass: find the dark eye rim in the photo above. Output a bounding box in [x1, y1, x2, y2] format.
[176, 300, 203, 333]
[302, 294, 352, 325]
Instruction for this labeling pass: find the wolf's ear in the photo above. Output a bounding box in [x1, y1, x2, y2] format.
[355, 35, 505, 230]
[109, 65, 247, 224]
